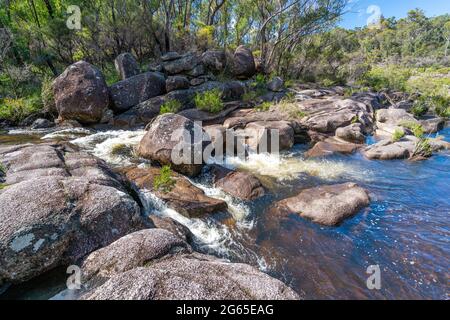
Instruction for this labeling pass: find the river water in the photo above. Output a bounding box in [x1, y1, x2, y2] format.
[1, 126, 449, 300]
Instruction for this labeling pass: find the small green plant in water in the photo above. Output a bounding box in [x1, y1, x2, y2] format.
[392, 129, 405, 142]
[194, 89, 223, 114]
[153, 165, 176, 193]
[160, 99, 182, 115]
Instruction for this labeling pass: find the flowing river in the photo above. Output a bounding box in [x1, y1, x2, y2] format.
[1, 126, 449, 300]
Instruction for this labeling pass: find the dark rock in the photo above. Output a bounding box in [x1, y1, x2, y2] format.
[114, 53, 140, 80]
[161, 52, 182, 62]
[109, 72, 166, 113]
[163, 53, 199, 75]
[269, 183, 370, 226]
[267, 77, 284, 92]
[231, 46, 256, 79]
[190, 77, 206, 86]
[31, 118, 55, 129]
[202, 50, 227, 73]
[147, 216, 193, 243]
[166, 76, 190, 92]
[53, 61, 110, 124]
[187, 64, 205, 77]
[125, 167, 227, 218]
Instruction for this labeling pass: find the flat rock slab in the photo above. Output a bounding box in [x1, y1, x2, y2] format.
[269, 183, 370, 226]
[124, 167, 227, 218]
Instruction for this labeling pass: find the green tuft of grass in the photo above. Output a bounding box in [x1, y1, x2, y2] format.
[392, 128, 405, 142]
[0, 94, 43, 123]
[255, 101, 272, 112]
[400, 121, 425, 138]
[160, 99, 182, 115]
[412, 138, 433, 158]
[153, 165, 176, 193]
[194, 89, 224, 114]
[411, 97, 429, 117]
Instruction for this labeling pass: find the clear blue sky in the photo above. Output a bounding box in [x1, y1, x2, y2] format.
[339, 0, 450, 29]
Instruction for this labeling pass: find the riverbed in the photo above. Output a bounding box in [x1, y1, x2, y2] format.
[1, 126, 449, 300]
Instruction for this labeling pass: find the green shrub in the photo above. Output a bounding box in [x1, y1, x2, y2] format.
[160, 99, 182, 115]
[361, 65, 412, 92]
[254, 74, 267, 87]
[430, 96, 450, 118]
[255, 101, 272, 112]
[194, 89, 224, 113]
[400, 121, 425, 138]
[0, 183, 7, 190]
[0, 163, 6, 175]
[153, 165, 176, 193]
[411, 97, 429, 117]
[0, 94, 43, 123]
[41, 76, 55, 112]
[392, 129, 405, 142]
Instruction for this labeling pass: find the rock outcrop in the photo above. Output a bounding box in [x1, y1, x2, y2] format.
[231, 46, 256, 79]
[0, 143, 144, 286]
[166, 75, 190, 92]
[53, 61, 110, 124]
[78, 229, 300, 300]
[305, 137, 362, 158]
[202, 50, 227, 73]
[109, 72, 166, 113]
[269, 183, 370, 226]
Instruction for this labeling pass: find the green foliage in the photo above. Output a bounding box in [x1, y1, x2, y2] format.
[0, 163, 6, 175]
[361, 66, 412, 92]
[412, 138, 433, 158]
[429, 96, 450, 118]
[103, 64, 122, 86]
[351, 116, 359, 124]
[392, 129, 405, 142]
[411, 97, 429, 117]
[194, 89, 224, 114]
[153, 166, 176, 193]
[400, 121, 425, 138]
[255, 101, 272, 112]
[0, 95, 43, 123]
[160, 100, 182, 115]
[254, 74, 267, 87]
[0, 183, 7, 190]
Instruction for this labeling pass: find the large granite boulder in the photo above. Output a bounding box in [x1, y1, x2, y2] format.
[78, 230, 300, 300]
[114, 53, 140, 80]
[269, 183, 370, 226]
[109, 72, 166, 113]
[231, 46, 256, 79]
[125, 167, 227, 218]
[137, 114, 206, 177]
[53, 61, 110, 124]
[267, 77, 284, 92]
[208, 165, 265, 201]
[335, 123, 365, 143]
[0, 143, 144, 286]
[201, 50, 227, 73]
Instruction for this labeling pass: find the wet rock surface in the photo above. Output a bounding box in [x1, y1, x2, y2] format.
[269, 183, 370, 226]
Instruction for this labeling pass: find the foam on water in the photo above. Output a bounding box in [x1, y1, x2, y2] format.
[41, 128, 94, 140]
[70, 130, 146, 166]
[209, 150, 372, 182]
[138, 190, 238, 257]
